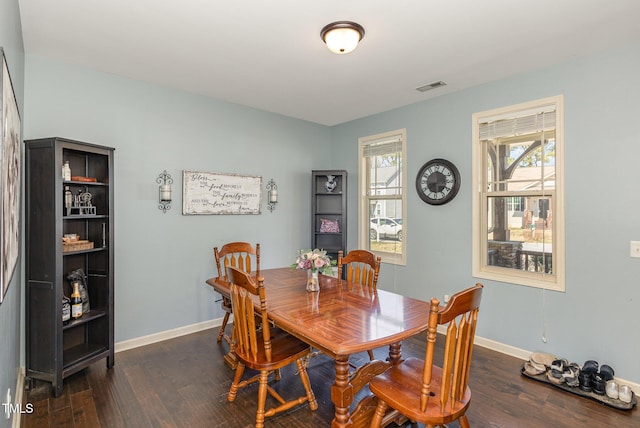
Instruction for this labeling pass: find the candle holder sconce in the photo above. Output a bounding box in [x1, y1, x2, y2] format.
[266, 178, 278, 212]
[157, 170, 173, 213]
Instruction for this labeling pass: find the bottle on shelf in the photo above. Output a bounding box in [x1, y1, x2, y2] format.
[71, 281, 83, 319]
[64, 186, 73, 211]
[62, 161, 71, 181]
[62, 295, 71, 325]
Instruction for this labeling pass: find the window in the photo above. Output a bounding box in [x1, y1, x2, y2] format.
[359, 129, 406, 265]
[472, 96, 565, 291]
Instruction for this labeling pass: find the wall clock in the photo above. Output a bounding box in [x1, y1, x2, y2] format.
[415, 158, 460, 205]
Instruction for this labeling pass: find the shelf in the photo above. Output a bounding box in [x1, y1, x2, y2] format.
[63, 214, 109, 220]
[63, 309, 107, 330]
[62, 246, 107, 256]
[63, 180, 108, 187]
[63, 343, 108, 369]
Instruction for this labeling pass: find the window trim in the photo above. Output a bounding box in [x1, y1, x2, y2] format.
[472, 95, 565, 291]
[358, 129, 407, 265]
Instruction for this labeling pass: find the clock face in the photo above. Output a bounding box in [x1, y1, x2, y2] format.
[415, 158, 460, 205]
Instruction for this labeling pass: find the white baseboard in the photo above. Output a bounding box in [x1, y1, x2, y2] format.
[114, 317, 226, 353]
[436, 325, 640, 394]
[12, 367, 25, 428]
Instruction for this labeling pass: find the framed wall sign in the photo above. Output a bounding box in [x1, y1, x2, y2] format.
[1, 47, 21, 303]
[182, 170, 262, 215]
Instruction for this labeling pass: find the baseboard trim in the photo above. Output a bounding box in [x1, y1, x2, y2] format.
[437, 326, 640, 394]
[13, 367, 25, 428]
[114, 317, 225, 353]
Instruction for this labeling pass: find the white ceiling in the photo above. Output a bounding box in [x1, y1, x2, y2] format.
[17, 0, 640, 126]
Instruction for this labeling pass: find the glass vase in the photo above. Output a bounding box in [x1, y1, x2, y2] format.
[306, 269, 320, 292]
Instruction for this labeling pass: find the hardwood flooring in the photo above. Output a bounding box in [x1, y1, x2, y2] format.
[21, 327, 639, 427]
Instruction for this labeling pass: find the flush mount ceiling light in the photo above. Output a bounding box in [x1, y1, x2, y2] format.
[321, 21, 365, 54]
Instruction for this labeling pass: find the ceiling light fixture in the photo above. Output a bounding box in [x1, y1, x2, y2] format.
[321, 21, 365, 54]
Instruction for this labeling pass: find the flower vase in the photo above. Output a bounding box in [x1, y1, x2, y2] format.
[306, 269, 320, 292]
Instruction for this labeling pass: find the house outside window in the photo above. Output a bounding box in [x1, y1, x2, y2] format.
[359, 129, 406, 265]
[472, 96, 565, 291]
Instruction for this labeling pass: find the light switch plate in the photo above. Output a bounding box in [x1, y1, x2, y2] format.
[630, 241, 640, 258]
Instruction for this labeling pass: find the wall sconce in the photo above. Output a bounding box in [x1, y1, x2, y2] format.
[157, 170, 173, 213]
[266, 178, 278, 212]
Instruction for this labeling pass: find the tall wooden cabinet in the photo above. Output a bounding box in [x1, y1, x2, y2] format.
[25, 137, 115, 397]
[311, 170, 347, 261]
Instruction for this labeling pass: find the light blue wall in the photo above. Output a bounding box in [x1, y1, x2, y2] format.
[331, 41, 640, 384]
[0, 0, 24, 426]
[23, 55, 331, 341]
[17, 34, 640, 393]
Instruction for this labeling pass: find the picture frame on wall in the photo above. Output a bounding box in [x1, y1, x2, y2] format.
[182, 170, 262, 215]
[1, 47, 21, 303]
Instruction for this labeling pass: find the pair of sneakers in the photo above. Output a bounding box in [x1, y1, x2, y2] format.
[547, 358, 580, 387]
[579, 360, 614, 395]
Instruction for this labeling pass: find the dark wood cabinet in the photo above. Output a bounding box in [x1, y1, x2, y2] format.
[311, 170, 347, 261]
[25, 137, 114, 397]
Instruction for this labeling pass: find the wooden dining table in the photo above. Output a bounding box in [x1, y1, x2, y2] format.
[205, 267, 431, 428]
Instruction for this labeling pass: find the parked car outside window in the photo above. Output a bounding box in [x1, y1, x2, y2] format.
[370, 217, 403, 241]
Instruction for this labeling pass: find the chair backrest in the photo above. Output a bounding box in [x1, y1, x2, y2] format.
[214, 242, 260, 281]
[226, 266, 272, 362]
[421, 283, 483, 413]
[337, 250, 381, 289]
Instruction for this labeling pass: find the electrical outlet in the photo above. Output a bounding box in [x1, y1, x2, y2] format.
[631, 241, 640, 258]
[443, 294, 450, 303]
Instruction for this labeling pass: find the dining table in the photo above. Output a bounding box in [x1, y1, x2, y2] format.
[205, 267, 432, 428]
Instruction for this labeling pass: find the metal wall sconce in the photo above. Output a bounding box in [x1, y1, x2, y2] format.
[157, 170, 173, 213]
[266, 178, 278, 212]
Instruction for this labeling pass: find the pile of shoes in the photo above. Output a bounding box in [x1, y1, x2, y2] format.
[524, 353, 634, 403]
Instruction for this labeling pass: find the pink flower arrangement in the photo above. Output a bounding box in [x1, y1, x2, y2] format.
[291, 248, 335, 274]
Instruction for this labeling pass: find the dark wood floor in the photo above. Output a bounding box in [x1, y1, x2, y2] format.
[21, 327, 639, 427]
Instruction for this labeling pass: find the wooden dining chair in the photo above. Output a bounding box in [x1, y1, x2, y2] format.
[214, 242, 260, 345]
[368, 283, 484, 428]
[225, 266, 318, 428]
[338, 249, 381, 360]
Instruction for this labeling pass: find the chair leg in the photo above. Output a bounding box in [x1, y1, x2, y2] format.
[217, 312, 230, 343]
[370, 399, 388, 427]
[227, 363, 245, 402]
[458, 415, 470, 428]
[367, 349, 375, 360]
[255, 370, 269, 428]
[295, 359, 318, 410]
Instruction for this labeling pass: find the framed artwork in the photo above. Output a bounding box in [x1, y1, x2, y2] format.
[182, 170, 262, 215]
[1, 47, 21, 303]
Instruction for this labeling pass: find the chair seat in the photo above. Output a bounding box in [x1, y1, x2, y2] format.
[369, 357, 471, 425]
[235, 327, 311, 371]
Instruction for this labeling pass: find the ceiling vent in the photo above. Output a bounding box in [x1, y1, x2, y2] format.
[416, 81, 447, 92]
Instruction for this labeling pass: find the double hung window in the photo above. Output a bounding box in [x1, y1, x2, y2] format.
[472, 96, 565, 291]
[358, 129, 406, 265]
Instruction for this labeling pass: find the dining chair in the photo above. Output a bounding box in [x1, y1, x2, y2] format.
[368, 283, 484, 428]
[225, 266, 318, 428]
[214, 242, 260, 345]
[338, 249, 381, 361]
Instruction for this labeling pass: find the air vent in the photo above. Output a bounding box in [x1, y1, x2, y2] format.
[416, 81, 447, 92]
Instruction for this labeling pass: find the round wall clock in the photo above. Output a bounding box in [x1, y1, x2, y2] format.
[415, 158, 460, 205]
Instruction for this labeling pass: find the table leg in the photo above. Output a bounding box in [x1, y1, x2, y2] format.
[388, 341, 403, 365]
[331, 355, 353, 428]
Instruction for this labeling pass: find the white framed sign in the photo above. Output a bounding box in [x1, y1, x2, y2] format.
[182, 171, 262, 215]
